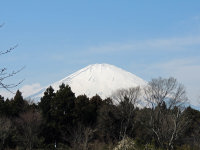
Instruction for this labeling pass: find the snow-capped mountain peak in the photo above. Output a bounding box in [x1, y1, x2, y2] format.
[30, 64, 147, 100]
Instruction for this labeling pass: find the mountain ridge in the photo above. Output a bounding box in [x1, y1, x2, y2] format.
[29, 64, 147, 101]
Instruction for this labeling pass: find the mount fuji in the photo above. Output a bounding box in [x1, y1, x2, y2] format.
[29, 64, 147, 101]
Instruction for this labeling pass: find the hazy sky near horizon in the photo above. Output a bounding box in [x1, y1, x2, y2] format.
[0, 1, 200, 105]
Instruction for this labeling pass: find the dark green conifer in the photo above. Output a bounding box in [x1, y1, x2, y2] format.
[11, 90, 26, 116]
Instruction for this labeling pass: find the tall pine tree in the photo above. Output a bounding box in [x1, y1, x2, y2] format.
[11, 90, 26, 116]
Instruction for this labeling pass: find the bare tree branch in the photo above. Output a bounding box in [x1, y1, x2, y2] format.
[144, 77, 189, 150]
[0, 66, 25, 94]
[0, 23, 23, 93]
[111, 87, 141, 140]
[0, 44, 18, 56]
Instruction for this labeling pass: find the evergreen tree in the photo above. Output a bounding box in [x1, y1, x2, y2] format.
[53, 84, 75, 125]
[38, 86, 56, 146]
[97, 102, 120, 142]
[39, 84, 76, 147]
[3, 99, 11, 117]
[0, 95, 4, 115]
[11, 90, 26, 116]
[181, 107, 200, 148]
[74, 95, 91, 125]
[88, 95, 103, 125]
[39, 86, 55, 120]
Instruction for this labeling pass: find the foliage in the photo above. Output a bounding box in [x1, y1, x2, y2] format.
[0, 77, 199, 149]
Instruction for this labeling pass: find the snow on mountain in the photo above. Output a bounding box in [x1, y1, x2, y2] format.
[30, 64, 147, 101]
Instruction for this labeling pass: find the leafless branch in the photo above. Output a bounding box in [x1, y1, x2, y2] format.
[0, 44, 18, 56]
[0, 66, 25, 93]
[144, 77, 188, 150]
[111, 87, 141, 140]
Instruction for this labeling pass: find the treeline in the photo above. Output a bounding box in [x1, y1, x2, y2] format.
[0, 77, 200, 150]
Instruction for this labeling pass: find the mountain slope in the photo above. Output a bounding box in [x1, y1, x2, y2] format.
[30, 64, 147, 100]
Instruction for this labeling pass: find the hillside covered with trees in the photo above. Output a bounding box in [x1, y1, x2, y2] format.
[0, 77, 199, 150]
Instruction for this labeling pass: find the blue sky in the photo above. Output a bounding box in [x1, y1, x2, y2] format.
[0, 0, 200, 105]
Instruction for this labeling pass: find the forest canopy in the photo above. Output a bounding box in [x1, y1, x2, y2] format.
[0, 77, 199, 150]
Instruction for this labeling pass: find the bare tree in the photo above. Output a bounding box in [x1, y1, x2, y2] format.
[112, 87, 141, 141]
[16, 109, 42, 150]
[0, 24, 24, 93]
[0, 116, 11, 150]
[144, 77, 188, 150]
[68, 124, 94, 150]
